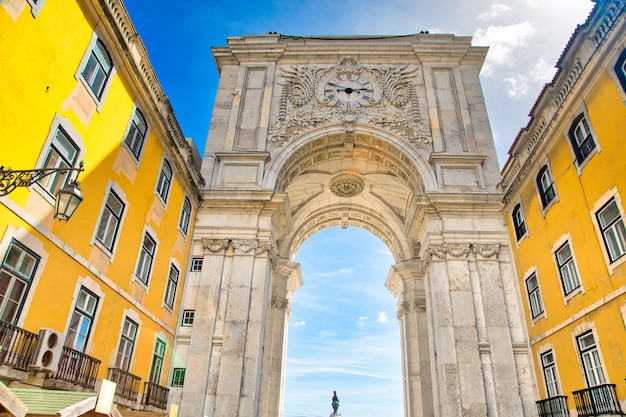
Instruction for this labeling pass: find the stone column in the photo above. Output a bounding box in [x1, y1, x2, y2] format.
[423, 242, 536, 417]
[261, 258, 302, 417]
[386, 260, 434, 417]
[179, 238, 275, 417]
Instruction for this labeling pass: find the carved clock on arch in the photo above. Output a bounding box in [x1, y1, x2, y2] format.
[315, 56, 383, 109]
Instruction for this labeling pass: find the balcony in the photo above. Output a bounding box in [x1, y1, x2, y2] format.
[108, 367, 141, 402]
[0, 321, 38, 371]
[537, 395, 570, 417]
[573, 384, 625, 417]
[52, 346, 101, 390]
[143, 381, 169, 409]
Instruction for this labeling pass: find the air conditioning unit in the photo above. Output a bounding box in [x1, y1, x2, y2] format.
[30, 328, 65, 373]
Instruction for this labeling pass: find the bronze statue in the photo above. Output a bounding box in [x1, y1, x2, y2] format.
[332, 390, 340, 414]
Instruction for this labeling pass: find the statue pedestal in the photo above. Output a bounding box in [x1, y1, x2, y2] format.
[329, 414, 342, 417]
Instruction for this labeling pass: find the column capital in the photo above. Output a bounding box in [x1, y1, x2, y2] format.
[385, 260, 427, 297]
[421, 242, 501, 263]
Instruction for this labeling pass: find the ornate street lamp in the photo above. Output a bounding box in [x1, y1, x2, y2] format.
[0, 162, 85, 221]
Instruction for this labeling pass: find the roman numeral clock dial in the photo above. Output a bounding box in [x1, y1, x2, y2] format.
[322, 73, 379, 109]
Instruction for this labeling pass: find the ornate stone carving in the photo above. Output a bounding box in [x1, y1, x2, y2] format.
[270, 56, 432, 150]
[271, 294, 290, 311]
[472, 244, 500, 259]
[423, 243, 471, 262]
[330, 175, 364, 197]
[397, 297, 427, 318]
[202, 238, 230, 254]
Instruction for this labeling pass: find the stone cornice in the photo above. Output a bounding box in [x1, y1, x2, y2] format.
[499, 0, 625, 203]
[92, 0, 205, 195]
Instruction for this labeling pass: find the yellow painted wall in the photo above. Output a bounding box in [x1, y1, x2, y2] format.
[1, 0, 197, 390]
[506, 51, 626, 405]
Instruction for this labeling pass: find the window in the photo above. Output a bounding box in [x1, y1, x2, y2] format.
[38, 126, 80, 197]
[79, 38, 113, 100]
[577, 331, 606, 387]
[179, 197, 192, 235]
[0, 241, 39, 324]
[555, 242, 580, 296]
[541, 350, 560, 398]
[171, 368, 186, 387]
[181, 310, 195, 326]
[536, 166, 556, 209]
[66, 287, 99, 352]
[512, 204, 527, 241]
[596, 199, 626, 262]
[163, 265, 179, 309]
[115, 317, 137, 371]
[135, 233, 156, 286]
[190, 258, 203, 272]
[615, 48, 626, 93]
[123, 108, 148, 160]
[155, 159, 172, 203]
[95, 191, 125, 251]
[149, 339, 166, 383]
[568, 114, 597, 164]
[525, 273, 544, 319]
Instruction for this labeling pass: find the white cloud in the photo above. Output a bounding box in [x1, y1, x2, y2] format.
[478, 3, 512, 21]
[357, 316, 368, 327]
[473, 21, 535, 75]
[503, 56, 557, 98]
[293, 320, 306, 327]
[375, 311, 389, 323]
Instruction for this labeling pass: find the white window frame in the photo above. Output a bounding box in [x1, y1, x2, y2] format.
[181, 310, 195, 326]
[565, 107, 600, 174]
[540, 349, 561, 398]
[0, 239, 40, 325]
[525, 270, 545, 321]
[91, 181, 128, 260]
[613, 48, 626, 97]
[511, 200, 528, 243]
[122, 105, 150, 163]
[155, 158, 173, 205]
[163, 263, 179, 311]
[576, 330, 607, 388]
[178, 196, 192, 237]
[535, 161, 558, 213]
[34, 115, 85, 207]
[590, 190, 626, 273]
[551, 236, 582, 300]
[132, 225, 159, 289]
[75, 32, 117, 111]
[65, 286, 99, 352]
[115, 315, 139, 372]
[64, 276, 104, 355]
[190, 258, 203, 272]
[25, 0, 46, 17]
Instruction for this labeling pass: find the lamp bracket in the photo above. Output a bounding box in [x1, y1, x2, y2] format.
[0, 162, 84, 196]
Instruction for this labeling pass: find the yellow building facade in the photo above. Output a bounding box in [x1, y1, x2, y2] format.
[0, 0, 203, 413]
[501, 1, 626, 415]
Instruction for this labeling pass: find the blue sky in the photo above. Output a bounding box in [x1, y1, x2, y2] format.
[121, 1, 595, 416]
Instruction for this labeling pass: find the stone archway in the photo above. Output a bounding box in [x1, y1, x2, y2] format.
[174, 34, 537, 417]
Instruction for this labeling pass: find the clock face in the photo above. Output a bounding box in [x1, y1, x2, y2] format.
[323, 74, 377, 109]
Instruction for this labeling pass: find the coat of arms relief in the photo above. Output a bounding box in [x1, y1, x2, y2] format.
[268, 56, 432, 151]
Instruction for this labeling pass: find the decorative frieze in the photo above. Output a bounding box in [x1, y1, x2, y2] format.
[270, 56, 432, 150]
[422, 243, 501, 262]
[201, 238, 276, 262]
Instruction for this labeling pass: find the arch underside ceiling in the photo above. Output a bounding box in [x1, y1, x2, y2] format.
[277, 129, 425, 261]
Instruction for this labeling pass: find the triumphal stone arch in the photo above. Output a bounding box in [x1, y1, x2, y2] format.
[175, 34, 537, 417]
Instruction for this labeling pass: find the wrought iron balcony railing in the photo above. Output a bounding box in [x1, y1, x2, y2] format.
[573, 384, 625, 417]
[143, 381, 169, 409]
[107, 367, 141, 402]
[537, 395, 570, 417]
[52, 346, 101, 390]
[0, 321, 38, 371]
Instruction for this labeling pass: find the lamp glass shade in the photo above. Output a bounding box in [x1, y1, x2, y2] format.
[55, 181, 83, 221]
